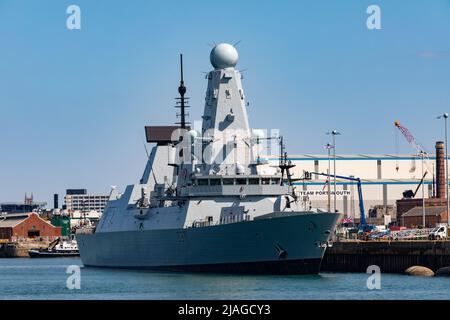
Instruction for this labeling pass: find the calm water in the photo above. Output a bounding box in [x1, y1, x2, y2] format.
[0, 258, 449, 300]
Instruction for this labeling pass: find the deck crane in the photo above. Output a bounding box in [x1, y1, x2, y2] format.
[303, 171, 373, 231]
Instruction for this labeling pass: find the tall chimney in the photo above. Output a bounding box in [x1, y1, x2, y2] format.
[53, 194, 59, 209]
[436, 141, 446, 198]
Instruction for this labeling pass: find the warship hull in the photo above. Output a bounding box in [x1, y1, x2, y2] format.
[77, 212, 339, 275]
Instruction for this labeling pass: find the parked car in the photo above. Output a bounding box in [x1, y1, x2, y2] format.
[428, 225, 448, 240]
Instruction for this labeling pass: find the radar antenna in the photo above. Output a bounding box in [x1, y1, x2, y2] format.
[175, 54, 190, 128]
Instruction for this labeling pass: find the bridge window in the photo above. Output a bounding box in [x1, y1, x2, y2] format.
[261, 178, 271, 185]
[197, 179, 209, 186]
[210, 178, 221, 186]
[271, 178, 281, 185]
[236, 178, 247, 185]
[248, 178, 260, 185]
[223, 178, 234, 185]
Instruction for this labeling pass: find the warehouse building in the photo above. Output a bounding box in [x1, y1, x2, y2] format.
[0, 213, 61, 240]
[264, 151, 444, 224]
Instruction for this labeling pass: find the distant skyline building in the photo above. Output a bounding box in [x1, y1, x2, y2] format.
[66, 189, 87, 195]
[0, 193, 47, 213]
[64, 189, 109, 213]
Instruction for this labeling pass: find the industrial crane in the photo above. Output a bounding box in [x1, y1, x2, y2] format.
[402, 172, 428, 199]
[394, 120, 431, 172]
[304, 171, 371, 230]
[394, 120, 433, 198]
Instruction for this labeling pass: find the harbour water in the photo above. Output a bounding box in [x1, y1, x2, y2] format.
[0, 258, 449, 300]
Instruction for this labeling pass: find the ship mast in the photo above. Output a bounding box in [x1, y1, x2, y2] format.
[279, 136, 298, 201]
[175, 54, 189, 129]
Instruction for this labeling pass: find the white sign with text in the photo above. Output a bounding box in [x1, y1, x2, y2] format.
[298, 190, 351, 197]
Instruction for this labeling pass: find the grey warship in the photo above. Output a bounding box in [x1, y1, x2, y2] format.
[76, 43, 340, 274]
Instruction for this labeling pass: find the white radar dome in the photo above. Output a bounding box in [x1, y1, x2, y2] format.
[185, 129, 199, 144]
[252, 129, 265, 139]
[210, 43, 239, 69]
[187, 129, 199, 139]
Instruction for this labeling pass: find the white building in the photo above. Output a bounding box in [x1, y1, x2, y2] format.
[64, 193, 109, 213]
[264, 153, 442, 221]
[69, 210, 102, 228]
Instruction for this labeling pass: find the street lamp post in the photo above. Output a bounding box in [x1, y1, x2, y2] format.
[327, 130, 341, 213]
[420, 151, 426, 227]
[325, 143, 333, 212]
[437, 113, 449, 227]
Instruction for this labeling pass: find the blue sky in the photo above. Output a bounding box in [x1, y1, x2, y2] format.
[1, 0, 450, 205]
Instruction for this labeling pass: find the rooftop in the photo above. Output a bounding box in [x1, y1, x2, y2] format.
[402, 206, 447, 217]
[0, 212, 55, 229]
[0, 212, 32, 228]
[266, 154, 444, 161]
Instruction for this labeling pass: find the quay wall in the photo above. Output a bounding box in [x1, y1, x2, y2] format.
[321, 240, 450, 273]
[0, 241, 50, 258]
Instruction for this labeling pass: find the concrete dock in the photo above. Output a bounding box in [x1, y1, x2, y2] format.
[321, 240, 450, 273]
[0, 240, 50, 258]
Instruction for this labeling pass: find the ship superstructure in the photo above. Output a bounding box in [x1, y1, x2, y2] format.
[76, 43, 340, 274]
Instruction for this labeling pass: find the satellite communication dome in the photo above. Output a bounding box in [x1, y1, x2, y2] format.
[252, 129, 265, 139]
[210, 43, 239, 69]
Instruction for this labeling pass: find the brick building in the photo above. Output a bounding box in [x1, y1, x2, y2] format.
[0, 213, 61, 240]
[401, 206, 448, 228]
[396, 141, 449, 227]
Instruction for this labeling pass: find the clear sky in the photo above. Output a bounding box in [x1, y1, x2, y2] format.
[1, 0, 450, 205]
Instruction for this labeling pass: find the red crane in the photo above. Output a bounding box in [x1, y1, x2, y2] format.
[394, 120, 431, 173]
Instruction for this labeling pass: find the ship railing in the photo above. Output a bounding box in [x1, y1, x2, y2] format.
[191, 220, 214, 228]
[75, 227, 94, 235]
[188, 214, 252, 229]
[218, 213, 252, 225]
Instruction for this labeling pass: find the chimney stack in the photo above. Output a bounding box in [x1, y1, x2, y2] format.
[53, 194, 59, 209]
[436, 141, 446, 198]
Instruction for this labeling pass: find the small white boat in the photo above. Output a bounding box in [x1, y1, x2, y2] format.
[28, 237, 79, 258]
